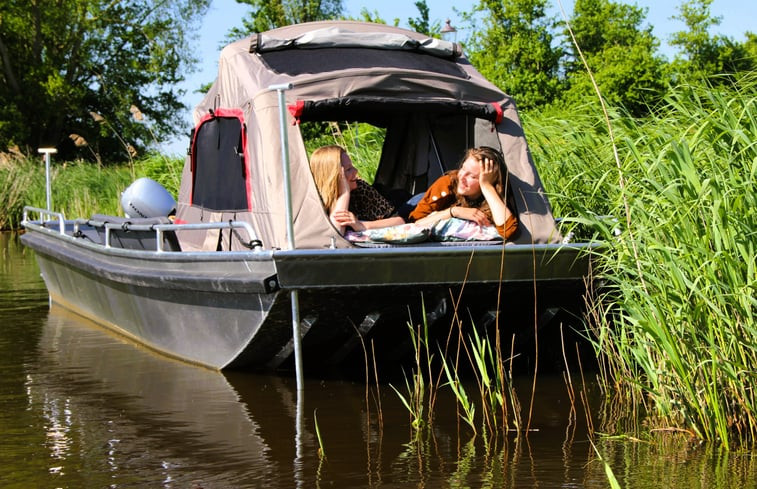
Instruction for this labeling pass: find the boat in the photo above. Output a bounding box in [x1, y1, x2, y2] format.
[21, 21, 602, 376]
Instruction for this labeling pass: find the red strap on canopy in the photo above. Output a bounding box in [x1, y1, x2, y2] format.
[490, 102, 503, 124]
[288, 100, 305, 125]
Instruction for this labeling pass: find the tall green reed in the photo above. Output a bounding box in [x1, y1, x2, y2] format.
[389, 303, 434, 433]
[0, 156, 45, 230]
[527, 75, 757, 447]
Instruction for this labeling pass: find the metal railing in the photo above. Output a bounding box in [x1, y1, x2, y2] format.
[23, 206, 264, 253]
[22, 206, 66, 234]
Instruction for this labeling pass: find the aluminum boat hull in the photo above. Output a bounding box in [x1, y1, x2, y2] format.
[21, 219, 600, 373]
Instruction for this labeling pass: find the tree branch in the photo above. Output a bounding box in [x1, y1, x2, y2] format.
[0, 36, 21, 95]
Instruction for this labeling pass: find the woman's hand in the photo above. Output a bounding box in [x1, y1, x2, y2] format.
[332, 210, 365, 231]
[477, 157, 511, 227]
[479, 157, 497, 188]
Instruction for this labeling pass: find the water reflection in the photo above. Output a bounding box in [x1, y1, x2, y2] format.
[16, 305, 606, 488]
[31, 307, 278, 487]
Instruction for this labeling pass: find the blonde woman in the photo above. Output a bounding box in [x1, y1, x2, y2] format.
[309, 145, 404, 234]
[309, 145, 352, 234]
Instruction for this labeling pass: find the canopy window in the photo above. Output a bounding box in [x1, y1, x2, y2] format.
[190, 108, 251, 211]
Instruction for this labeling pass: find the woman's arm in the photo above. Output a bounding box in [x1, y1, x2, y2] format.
[407, 173, 457, 223]
[332, 212, 405, 231]
[361, 215, 405, 229]
[410, 209, 451, 228]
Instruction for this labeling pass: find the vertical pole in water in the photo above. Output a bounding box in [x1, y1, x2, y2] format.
[270, 83, 304, 393]
[270, 82, 305, 489]
[38, 148, 57, 211]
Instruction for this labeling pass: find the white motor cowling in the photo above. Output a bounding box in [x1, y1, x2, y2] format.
[120, 177, 176, 218]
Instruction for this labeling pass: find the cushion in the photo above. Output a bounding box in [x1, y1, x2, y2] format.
[431, 217, 503, 242]
[346, 223, 431, 244]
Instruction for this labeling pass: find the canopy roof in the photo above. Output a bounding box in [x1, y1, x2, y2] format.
[176, 21, 560, 250]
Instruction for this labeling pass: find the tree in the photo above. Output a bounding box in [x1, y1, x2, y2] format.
[670, 0, 755, 80]
[355, 9, 393, 26]
[464, 0, 563, 110]
[407, 1, 441, 38]
[233, 0, 343, 34]
[562, 0, 666, 116]
[745, 32, 757, 64]
[0, 0, 210, 161]
[670, 0, 720, 70]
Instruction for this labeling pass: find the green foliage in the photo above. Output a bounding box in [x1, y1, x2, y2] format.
[0, 157, 132, 229]
[465, 0, 563, 110]
[440, 356, 476, 432]
[136, 153, 185, 196]
[390, 312, 433, 433]
[561, 0, 667, 116]
[0, 157, 45, 230]
[0, 0, 210, 162]
[0, 153, 183, 229]
[528, 75, 757, 447]
[407, 1, 441, 38]
[302, 121, 385, 183]
[233, 0, 343, 34]
[669, 0, 756, 82]
[592, 442, 623, 489]
[670, 0, 722, 68]
[351, 9, 392, 25]
[745, 32, 757, 62]
[462, 0, 753, 116]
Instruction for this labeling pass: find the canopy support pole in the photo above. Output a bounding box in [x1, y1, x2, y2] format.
[270, 83, 304, 393]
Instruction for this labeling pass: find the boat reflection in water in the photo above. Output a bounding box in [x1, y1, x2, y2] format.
[32, 306, 303, 488]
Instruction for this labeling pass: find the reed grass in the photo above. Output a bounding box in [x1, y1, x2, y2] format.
[440, 353, 477, 432]
[0, 153, 183, 229]
[389, 306, 434, 433]
[313, 408, 326, 460]
[0, 157, 45, 230]
[591, 441, 622, 489]
[527, 74, 757, 447]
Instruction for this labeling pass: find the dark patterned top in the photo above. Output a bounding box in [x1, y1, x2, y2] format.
[349, 179, 396, 221]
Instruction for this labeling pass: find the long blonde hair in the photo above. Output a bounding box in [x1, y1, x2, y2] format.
[309, 145, 345, 211]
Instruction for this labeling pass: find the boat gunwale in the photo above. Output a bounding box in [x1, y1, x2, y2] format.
[21, 217, 604, 262]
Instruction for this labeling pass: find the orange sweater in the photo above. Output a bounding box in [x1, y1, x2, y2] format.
[408, 172, 518, 240]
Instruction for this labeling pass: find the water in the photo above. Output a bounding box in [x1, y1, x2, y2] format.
[1, 232, 755, 488]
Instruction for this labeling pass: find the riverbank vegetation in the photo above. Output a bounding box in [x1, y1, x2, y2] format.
[383, 73, 756, 450]
[532, 74, 756, 448]
[0, 153, 182, 230]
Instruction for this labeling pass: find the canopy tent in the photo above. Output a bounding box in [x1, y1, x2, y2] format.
[175, 21, 560, 251]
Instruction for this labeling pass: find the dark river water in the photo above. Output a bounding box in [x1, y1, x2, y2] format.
[1, 232, 755, 488]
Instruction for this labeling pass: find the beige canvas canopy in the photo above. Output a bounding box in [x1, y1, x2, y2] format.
[175, 20, 560, 251]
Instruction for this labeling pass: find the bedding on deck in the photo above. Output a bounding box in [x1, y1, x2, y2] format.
[345, 218, 503, 246]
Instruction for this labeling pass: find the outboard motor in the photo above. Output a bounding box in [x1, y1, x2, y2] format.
[120, 177, 177, 218]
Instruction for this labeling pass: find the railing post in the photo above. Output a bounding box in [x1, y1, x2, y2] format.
[269, 83, 305, 394]
[270, 83, 296, 251]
